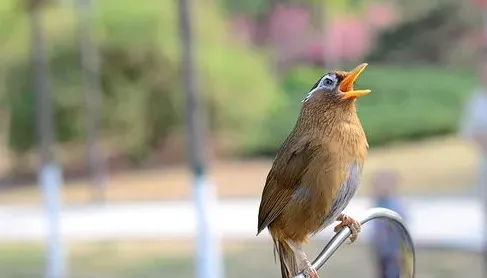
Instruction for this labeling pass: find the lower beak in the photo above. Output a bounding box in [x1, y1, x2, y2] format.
[340, 63, 371, 100]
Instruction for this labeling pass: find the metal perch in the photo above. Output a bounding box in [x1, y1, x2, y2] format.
[293, 207, 416, 278]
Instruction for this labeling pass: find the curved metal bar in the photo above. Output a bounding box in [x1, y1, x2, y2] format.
[293, 207, 416, 278]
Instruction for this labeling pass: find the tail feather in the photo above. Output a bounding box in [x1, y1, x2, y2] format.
[274, 239, 299, 278]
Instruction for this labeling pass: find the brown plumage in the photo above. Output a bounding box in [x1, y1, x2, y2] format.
[257, 64, 371, 278]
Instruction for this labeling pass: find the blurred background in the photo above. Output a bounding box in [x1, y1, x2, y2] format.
[0, 0, 485, 277]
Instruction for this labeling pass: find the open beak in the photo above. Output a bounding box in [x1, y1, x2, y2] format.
[340, 63, 371, 100]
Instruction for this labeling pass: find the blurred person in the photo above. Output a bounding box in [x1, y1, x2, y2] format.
[459, 59, 487, 197]
[370, 170, 407, 278]
[459, 55, 487, 276]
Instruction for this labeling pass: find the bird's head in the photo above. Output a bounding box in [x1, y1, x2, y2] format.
[302, 63, 371, 104]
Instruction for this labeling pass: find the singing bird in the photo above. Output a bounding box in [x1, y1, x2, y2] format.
[257, 63, 371, 278]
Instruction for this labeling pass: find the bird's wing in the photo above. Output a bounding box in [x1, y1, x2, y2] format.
[257, 135, 317, 234]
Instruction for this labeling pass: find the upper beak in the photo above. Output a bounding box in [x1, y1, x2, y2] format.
[339, 63, 371, 100]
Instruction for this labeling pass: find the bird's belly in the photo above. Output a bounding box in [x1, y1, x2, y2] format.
[321, 183, 357, 229]
[317, 162, 362, 232]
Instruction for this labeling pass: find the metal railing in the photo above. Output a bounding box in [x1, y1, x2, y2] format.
[294, 207, 416, 278]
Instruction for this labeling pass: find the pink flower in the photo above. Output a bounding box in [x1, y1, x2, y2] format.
[230, 15, 256, 44]
[470, 0, 487, 8]
[365, 2, 398, 30]
[321, 16, 372, 63]
[268, 4, 312, 59]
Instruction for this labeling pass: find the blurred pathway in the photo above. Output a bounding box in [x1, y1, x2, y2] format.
[0, 197, 483, 251]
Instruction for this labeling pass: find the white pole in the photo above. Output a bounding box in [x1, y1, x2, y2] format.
[177, 1, 223, 278]
[29, 3, 66, 278]
[40, 164, 66, 278]
[194, 176, 223, 278]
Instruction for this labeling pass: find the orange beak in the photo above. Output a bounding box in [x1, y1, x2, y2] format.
[340, 63, 371, 100]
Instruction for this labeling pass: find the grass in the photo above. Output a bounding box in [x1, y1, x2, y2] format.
[0, 136, 480, 205]
[0, 240, 482, 278]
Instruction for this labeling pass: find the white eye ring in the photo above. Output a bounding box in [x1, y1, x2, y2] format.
[319, 74, 337, 89]
[302, 73, 338, 103]
[323, 77, 334, 86]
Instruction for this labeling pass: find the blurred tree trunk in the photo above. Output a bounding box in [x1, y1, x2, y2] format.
[483, 8, 487, 276]
[77, 0, 108, 204]
[28, 0, 54, 165]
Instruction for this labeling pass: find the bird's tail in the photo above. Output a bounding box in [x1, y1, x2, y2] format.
[274, 238, 299, 278]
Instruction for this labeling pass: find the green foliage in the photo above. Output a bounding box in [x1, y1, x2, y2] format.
[7, 82, 36, 154]
[217, 0, 271, 15]
[1, 0, 281, 162]
[243, 65, 478, 156]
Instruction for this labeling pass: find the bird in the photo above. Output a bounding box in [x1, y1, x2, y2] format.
[257, 63, 371, 278]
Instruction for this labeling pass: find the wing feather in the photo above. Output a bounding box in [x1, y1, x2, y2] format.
[257, 135, 316, 234]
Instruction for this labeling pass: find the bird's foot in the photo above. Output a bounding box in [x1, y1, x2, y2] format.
[302, 265, 319, 278]
[297, 252, 319, 278]
[334, 213, 361, 243]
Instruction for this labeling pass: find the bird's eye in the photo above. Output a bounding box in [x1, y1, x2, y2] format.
[303, 73, 337, 102]
[319, 74, 336, 88]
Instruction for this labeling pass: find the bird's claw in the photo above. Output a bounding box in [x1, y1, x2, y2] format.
[334, 214, 361, 243]
[299, 256, 319, 278]
[302, 266, 319, 278]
